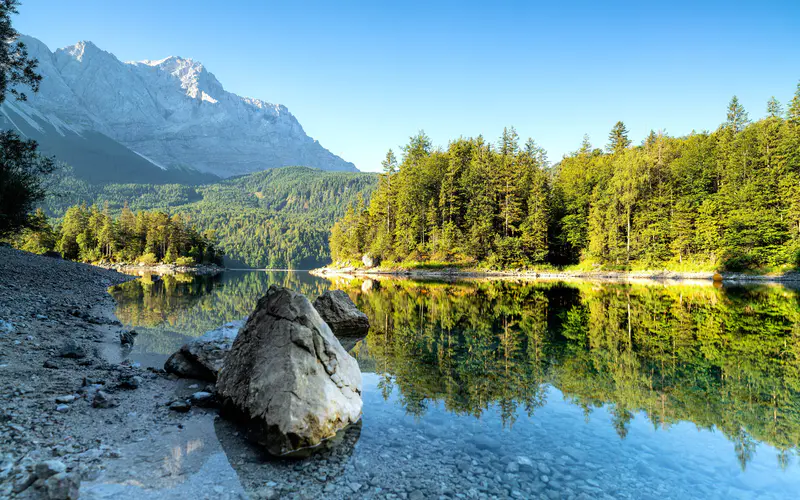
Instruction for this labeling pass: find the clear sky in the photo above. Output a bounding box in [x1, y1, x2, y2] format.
[14, 0, 800, 172]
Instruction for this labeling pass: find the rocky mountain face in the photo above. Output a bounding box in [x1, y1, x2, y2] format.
[0, 35, 356, 181]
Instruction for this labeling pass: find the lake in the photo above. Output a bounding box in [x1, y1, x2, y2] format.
[107, 270, 800, 499]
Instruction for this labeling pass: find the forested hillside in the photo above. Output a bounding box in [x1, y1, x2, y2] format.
[34, 166, 378, 268]
[331, 88, 800, 272]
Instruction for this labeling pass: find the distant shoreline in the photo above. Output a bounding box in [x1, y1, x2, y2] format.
[93, 262, 224, 276]
[311, 266, 800, 284]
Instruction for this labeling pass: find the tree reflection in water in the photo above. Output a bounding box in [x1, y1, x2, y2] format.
[111, 271, 800, 470]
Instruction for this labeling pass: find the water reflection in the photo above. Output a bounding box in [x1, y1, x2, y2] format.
[332, 278, 800, 470]
[110, 272, 800, 473]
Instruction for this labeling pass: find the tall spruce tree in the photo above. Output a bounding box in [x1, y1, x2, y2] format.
[766, 96, 783, 118]
[725, 95, 750, 132]
[788, 81, 800, 124]
[607, 121, 631, 154]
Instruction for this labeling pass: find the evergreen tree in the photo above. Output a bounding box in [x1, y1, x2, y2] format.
[607, 121, 631, 154]
[766, 96, 783, 118]
[788, 81, 800, 124]
[725, 95, 750, 132]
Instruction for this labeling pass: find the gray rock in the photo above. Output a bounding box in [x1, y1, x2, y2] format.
[164, 321, 241, 381]
[118, 375, 142, 389]
[189, 391, 215, 406]
[43, 359, 59, 369]
[42, 471, 80, 499]
[92, 390, 117, 409]
[58, 340, 86, 359]
[55, 395, 75, 404]
[312, 289, 370, 349]
[55, 404, 70, 412]
[217, 285, 362, 456]
[119, 330, 136, 346]
[0, 319, 13, 334]
[35, 460, 66, 479]
[169, 400, 191, 413]
[516, 456, 534, 473]
[537, 462, 551, 475]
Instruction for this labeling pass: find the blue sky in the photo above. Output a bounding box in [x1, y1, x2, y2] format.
[15, 0, 800, 172]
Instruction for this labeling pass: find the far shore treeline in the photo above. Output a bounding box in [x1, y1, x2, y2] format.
[331, 90, 800, 272]
[10, 204, 223, 266]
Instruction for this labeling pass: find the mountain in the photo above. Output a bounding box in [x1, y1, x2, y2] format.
[0, 35, 357, 183]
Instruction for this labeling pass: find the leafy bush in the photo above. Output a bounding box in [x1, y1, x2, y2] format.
[175, 256, 195, 266]
[138, 253, 158, 266]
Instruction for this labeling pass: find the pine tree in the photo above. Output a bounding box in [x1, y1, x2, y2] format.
[788, 81, 800, 124]
[607, 122, 631, 154]
[725, 95, 750, 132]
[766, 96, 783, 118]
[380, 149, 397, 236]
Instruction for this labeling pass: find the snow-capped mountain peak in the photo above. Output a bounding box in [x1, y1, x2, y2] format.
[1, 35, 357, 179]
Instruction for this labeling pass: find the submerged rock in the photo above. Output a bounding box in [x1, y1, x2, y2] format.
[313, 290, 370, 336]
[164, 321, 242, 381]
[217, 285, 362, 456]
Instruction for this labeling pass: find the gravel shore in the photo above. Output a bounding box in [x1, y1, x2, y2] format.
[0, 247, 223, 499]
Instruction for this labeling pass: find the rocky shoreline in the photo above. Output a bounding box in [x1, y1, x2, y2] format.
[0, 247, 233, 499]
[93, 262, 224, 276]
[311, 266, 800, 284]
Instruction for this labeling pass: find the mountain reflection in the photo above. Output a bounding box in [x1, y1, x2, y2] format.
[111, 272, 800, 469]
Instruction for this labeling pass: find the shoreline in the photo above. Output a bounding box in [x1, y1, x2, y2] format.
[92, 262, 224, 276]
[0, 247, 224, 498]
[311, 266, 800, 283]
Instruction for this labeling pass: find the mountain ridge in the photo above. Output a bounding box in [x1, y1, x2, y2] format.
[0, 35, 357, 181]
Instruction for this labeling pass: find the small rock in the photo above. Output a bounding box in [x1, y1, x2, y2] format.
[537, 462, 551, 475]
[517, 456, 534, 473]
[55, 395, 75, 404]
[12, 473, 35, 493]
[35, 314, 48, 320]
[43, 472, 80, 499]
[55, 404, 70, 412]
[35, 460, 66, 479]
[118, 375, 142, 390]
[43, 360, 59, 369]
[119, 331, 136, 346]
[189, 391, 215, 406]
[92, 390, 118, 409]
[505, 461, 520, 473]
[58, 340, 86, 359]
[349, 482, 363, 493]
[169, 400, 191, 413]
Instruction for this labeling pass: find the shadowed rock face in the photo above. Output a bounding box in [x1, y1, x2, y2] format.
[216, 286, 362, 456]
[313, 290, 370, 337]
[164, 322, 242, 382]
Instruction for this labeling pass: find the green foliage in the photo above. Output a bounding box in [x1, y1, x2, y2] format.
[334, 89, 800, 272]
[0, 1, 55, 238]
[336, 278, 800, 465]
[138, 252, 158, 266]
[330, 131, 551, 268]
[41, 166, 378, 268]
[13, 203, 222, 265]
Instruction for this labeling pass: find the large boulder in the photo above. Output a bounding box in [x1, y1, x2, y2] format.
[216, 285, 362, 456]
[313, 290, 370, 336]
[164, 321, 243, 381]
